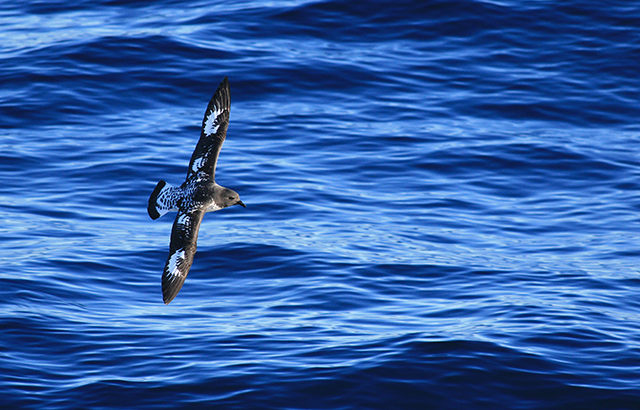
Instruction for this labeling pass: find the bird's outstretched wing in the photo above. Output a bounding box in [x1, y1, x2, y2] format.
[162, 209, 205, 304]
[186, 77, 231, 181]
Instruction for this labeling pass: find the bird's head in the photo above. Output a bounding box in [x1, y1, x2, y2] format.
[219, 187, 246, 209]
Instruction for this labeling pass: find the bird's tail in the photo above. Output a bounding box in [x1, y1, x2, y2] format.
[148, 180, 178, 220]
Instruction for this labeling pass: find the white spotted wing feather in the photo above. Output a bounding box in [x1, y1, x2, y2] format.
[187, 77, 231, 180]
[161, 210, 204, 304]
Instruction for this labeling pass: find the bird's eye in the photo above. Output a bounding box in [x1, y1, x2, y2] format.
[229, 197, 233, 200]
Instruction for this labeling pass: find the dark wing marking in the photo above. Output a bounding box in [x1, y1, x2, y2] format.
[186, 76, 231, 181]
[161, 209, 205, 304]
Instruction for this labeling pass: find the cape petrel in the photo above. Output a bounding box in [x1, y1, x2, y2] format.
[148, 77, 246, 304]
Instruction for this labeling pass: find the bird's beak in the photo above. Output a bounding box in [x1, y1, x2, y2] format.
[236, 200, 246, 208]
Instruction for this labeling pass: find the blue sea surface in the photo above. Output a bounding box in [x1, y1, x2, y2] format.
[1, 0, 640, 408]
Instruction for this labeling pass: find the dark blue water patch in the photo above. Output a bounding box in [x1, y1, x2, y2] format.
[271, 0, 509, 42]
[5, 329, 639, 410]
[418, 141, 627, 189]
[2, 42, 214, 125]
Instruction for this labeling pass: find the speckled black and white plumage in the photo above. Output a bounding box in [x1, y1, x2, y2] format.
[148, 77, 246, 304]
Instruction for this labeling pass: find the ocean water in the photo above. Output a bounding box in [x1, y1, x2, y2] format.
[1, 0, 640, 408]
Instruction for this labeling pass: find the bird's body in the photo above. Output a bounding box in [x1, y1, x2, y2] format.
[148, 77, 245, 304]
